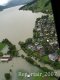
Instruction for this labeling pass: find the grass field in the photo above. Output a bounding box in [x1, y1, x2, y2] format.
[40, 55, 51, 63]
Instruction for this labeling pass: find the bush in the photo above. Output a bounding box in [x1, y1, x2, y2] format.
[25, 57, 34, 64]
[4, 73, 11, 80]
[40, 67, 53, 72]
[0, 52, 3, 56]
[52, 62, 60, 69]
[21, 54, 25, 58]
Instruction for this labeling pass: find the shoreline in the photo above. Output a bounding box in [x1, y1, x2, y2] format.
[19, 0, 36, 10]
[0, 5, 24, 12]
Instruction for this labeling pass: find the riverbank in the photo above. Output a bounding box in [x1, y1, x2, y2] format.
[19, 0, 52, 14]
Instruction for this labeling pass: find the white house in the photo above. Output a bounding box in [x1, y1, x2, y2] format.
[36, 45, 43, 50]
[49, 41, 58, 45]
[48, 53, 58, 61]
[36, 28, 41, 31]
[28, 44, 35, 51]
[34, 42, 39, 46]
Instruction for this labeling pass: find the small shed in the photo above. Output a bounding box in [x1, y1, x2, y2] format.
[0, 55, 12, 62]
[0, 58, 9, 62]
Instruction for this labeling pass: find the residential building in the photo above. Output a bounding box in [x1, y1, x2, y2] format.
[48, 53, 58, 61]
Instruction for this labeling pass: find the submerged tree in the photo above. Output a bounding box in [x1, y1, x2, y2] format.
[4, 73, 11, 80]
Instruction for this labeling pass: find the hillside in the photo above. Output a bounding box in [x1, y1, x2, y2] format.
[0, 6, 4, 11]
[19, 0, 52, 14]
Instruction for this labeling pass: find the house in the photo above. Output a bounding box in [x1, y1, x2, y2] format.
[39, 48, 45, 56]
[49, 41, 59, 50]
[36, 45, 45, 55]
[58, 56, 60, 62]
[49, 41, 58, 45]
[36, 45, 43, 51]
[34, 42, 39, 46]
[36, 28, 41, 31]
[0, 54, 12, 62]
[28, 44, 35, 51]
[48, 53, 58, 61]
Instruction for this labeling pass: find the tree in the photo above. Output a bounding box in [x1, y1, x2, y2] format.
[25, 38, 32, 44]
[18, 41, 26, 48]
[4, 73, 11, 80]
[7, 45, 18, 57]
[2, 38, 12, 46]
[21, 54, 25, 58]
[0, 52, 3, 56]
[25, 57, 34, 64]
[57, 49, 60, 55]
[9, 69, 12, 72]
